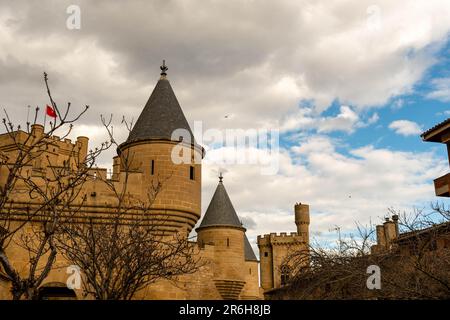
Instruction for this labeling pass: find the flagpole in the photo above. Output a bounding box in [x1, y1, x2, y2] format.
[26, 105, 30, 131]
[26, 105, 30, 123]
[43, 108, 47, 133]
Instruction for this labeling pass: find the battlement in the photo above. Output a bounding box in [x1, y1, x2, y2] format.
[257, 232, 304, 246]
[47, 135, 75, 147]
[0, 126, 87, 157]
[257, 203, 311, 291]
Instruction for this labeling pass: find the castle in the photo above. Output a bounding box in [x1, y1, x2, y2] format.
[0, 64, 310, 300]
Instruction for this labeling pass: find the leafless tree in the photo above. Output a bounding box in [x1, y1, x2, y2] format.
[54, 115, 201, 300]
[274, 223, 379, 300]
[271, 204, 450, 300]
[0, 72, 109, 299]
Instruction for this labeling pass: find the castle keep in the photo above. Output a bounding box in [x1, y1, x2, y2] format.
[0, 65, 310, 300]
[258, 203, 310, 291]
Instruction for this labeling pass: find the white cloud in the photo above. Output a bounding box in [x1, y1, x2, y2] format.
[317, 106, 359, 133]
[367, 113, 380, 125]
[1, 0, 450, 131]
[436, 110, 450, 116]
[1, 1, 450, 251]
[291, 135, 336, 155]
[389, 120, 423, 136]
[391, 99, 405, 110]
[426, 77, 450, 102]
[198, 135, 447, 248]
[281, 106, 379, 133]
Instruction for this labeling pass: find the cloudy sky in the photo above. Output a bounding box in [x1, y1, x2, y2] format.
[1, 0, 450, 250]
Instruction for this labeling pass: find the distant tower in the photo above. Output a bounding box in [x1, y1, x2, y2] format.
[258, 203, 310, 291]
[117, 61, 204, 235]
[295, 203, 310, 245]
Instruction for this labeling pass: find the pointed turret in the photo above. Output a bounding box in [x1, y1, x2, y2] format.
[196, 174, 259, 300]
[197, 176, 244, 231]
[115, 62, 203, 235]
[125, 61, 195, 145]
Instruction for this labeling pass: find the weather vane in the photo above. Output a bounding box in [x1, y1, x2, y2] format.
[160, 60, 168, 76]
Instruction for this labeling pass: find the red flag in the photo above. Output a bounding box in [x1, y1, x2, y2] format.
[46, 105, 57, 118]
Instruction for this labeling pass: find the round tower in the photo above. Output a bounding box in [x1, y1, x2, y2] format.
[196, 175, 248, 299]
[295, 203, 310, 245]
[117, 62, 204, 235]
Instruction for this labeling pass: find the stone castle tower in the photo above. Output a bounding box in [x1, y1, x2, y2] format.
[258, 203, 310, 291]
[196, 175, 259, 299]
[114, 64, 204, 235]
[112, 64, 260, 299]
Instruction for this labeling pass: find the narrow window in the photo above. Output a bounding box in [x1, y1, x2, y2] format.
[151, 160, 155, 175]
[190, 166, 195, 180]
[264, 252, 268, 257]
[249, 268, 252, 275]
[227, 238, 230, 247]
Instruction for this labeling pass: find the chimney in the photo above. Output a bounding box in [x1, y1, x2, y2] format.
[391, 214, 399, 238]
[383, 217, 397, 247]
[376, 225, 386, 247]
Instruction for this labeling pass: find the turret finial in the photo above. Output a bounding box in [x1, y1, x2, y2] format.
[219, 172, 223, 183]
[160, 60, 168, 77]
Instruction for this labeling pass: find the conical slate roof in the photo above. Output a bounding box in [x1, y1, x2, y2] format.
[244, 234, 258, 261]
[126, 77, 195, 144]
[198, 180, 244, 229]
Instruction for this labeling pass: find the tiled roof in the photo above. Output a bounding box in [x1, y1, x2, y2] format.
[197, 180, 244, 229]
[244, 234, 258, 261]
[126, 77, 195, 144]
[420, 118, 450, 139]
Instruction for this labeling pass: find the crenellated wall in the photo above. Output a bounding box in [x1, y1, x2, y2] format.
[0, 127, 263, 300]
[258, 204, 310, 292]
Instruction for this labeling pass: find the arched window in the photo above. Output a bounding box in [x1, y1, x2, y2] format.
[280, 265, 291, 286]
[38, 282, 77, 300]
